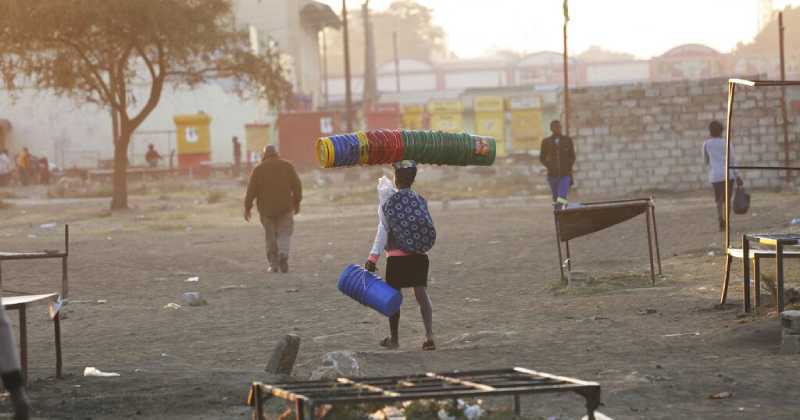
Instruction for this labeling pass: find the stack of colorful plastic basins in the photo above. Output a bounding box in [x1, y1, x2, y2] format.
[316, 130, 496, 168]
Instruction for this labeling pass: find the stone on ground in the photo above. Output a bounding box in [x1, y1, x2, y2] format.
[265, 334, 301, 375]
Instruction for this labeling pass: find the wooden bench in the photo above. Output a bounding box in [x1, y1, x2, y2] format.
[3, 293, 63, 383]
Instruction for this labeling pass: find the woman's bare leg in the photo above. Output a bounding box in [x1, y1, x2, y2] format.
[414, 287, 434, 340]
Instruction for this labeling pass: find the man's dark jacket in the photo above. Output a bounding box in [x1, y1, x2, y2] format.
[539, 135, 575, 177]
[244, 157, 302, 218]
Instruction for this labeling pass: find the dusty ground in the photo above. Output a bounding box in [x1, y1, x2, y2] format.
[1, 171, 799, 419]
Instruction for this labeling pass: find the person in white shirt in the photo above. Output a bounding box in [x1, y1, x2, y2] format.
[0, 149, 12, 187]
[703, 121, 743, 231]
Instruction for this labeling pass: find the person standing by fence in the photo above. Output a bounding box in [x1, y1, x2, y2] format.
[540, 120, 575, 209]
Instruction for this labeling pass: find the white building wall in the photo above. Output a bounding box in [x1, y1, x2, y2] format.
[1, 84, 266, 168]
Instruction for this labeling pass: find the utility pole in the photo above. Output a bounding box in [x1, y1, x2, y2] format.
[393, 31, 401, 92]
[362, 0, 378, 113]
[562, 0, 571, 136]
[779, 12, 791, 183]
[322, 30, 329, 106]
[342, 0, 353, 131]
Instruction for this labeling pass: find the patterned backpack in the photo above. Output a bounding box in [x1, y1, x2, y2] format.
[382, 189, 436, 254]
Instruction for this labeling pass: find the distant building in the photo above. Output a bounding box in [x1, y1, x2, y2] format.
[650, 44, 727, 82]
[234, 0, 340, 109]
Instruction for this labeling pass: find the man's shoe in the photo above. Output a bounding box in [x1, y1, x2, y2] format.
[279, 255, 289, 273]
[268, 266, 278, 273]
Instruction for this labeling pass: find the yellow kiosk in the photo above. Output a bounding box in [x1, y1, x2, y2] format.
[474, 96, 506, 157]
[509, 97, 544, 153]
[428, 100, 463, 133]
[174, 113, 212, 169]
[401, 104, 425, 130]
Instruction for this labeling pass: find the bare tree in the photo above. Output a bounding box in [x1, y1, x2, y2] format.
[0, 0, 292, 209]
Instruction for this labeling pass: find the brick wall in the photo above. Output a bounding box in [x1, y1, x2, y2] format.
[567, 77, 799, 195]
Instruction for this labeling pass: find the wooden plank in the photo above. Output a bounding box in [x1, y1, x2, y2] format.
[425, 372, 496, 391]
[337, 378, 400, 397]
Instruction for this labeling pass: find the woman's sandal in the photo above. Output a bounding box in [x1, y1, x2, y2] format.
[422, 339, 436, 351]
[379, 337, 399, 349]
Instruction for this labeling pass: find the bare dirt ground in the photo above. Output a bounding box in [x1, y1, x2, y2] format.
[1, 172, 799, 419]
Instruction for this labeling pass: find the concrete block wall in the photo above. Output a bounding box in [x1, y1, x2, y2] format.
[567, 77, 799, 195]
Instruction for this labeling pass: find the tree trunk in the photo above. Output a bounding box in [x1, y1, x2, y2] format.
[110, 130, 130, 210]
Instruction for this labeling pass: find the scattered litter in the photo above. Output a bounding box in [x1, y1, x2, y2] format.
[27, 234, 37, 239]
[185, 276, 199, 283]
[161, 353, 168, 357]
[163, 303, 181, 310]
[638, 308, 658, 315]
[464, 297, 480, 303]
[463, 403, 485, 419]
[453, 261, 463, 265]
[663, 332, 700, 337]
[181, 292, 207, 306]
[323, 254, 335, 261]
[790, 218, 800, 225]
[217, 285, 247, 292]
[106, 236, 112, 241]
[707, 251, 716, 257]
[488, 240, 502, 245]
[709, 391, 733, 399]
[286, 288, 299, 293]
[83, 367, 120, 377]
[39, 223, 57, 229]
[96, 300, 107, 304]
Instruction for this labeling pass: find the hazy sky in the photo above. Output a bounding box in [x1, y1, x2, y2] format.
[320, 0, 800, 58]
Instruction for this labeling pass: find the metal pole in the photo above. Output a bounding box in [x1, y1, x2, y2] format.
[778, 12, 791, 184]
[562, 15, 570, 135]
[322, 30, 329, 106]
[393, 31, 401, 92]
[342, 0, 353, 132]
[724, 82, 736, 250]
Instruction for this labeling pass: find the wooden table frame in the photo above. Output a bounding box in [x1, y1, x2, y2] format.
[719, 79, 800, 309]
[248, 367, 601, 420]
[738, 234, 800, 313]
[553, 198, 662, 285]
[3, 293, 63, 383]
[0, 225, 69, 298]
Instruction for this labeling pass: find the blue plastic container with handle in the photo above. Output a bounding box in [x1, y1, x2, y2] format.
[337, 264, 402, 317]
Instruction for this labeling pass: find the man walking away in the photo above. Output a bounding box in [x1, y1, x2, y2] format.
[540, 120, 575, 210]
[703, 121, 743, 231]
[244, 145, 302, 273]
[232, 136, 242, 178]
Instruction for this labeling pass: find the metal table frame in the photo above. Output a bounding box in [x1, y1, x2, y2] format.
[718, 79, 800, 309]
[248, 367, 601, 420]
[3, 293, 63, 384]
[0, 225, 69, 298]
[553, 198, 662, 284]
[740, 234, 800, 313]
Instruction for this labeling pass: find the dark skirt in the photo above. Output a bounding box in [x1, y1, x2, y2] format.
[385, 254, 429, 290]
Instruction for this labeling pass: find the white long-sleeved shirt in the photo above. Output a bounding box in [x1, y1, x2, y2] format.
[0, 154, 10, 175]
[703, 137, 738, 183]
[369, 176, 396, 259]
